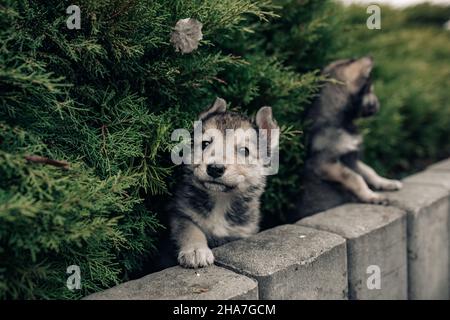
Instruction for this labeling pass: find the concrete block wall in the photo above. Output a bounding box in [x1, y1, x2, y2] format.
[213, 225, 348, 300]
[385, 183, 449, 299]
[84, 265, 258, 300]
[85, 158, 450, 300]
[298, 204, 408, 299]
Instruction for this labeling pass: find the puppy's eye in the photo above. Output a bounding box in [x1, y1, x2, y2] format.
[202, 141, 210, 150]
[238, 147, 249, 157]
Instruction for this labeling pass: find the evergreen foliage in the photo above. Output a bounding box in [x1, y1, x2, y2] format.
[335, 4, 450, 176]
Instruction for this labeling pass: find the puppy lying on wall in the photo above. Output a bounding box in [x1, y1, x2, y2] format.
[292, 57, 402, 220]
[170, 98, 279, 268]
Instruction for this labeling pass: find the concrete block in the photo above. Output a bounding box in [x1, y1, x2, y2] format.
[403, 170, 450, 191]
[213, 224, 348, 300]
[403, 170, 450, 298]
[84, 265, 258, 300]
[298, 204, 407, 300]
[428, 158, 450, 172]
[384, 183, 449, 299]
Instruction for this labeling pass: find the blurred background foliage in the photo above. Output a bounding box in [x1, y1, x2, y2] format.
[0, 0, 449, 299]
[335, 3, 450, 177]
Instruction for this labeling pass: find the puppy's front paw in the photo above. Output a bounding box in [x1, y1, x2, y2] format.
[360, 191, 389, 205]
[378, 179, 403, 191]
[178, 246, 214, 269]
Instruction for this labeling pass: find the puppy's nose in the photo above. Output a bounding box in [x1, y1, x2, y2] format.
[207, 164, 225, 178]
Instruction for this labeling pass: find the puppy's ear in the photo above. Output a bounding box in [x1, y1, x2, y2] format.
[256, 106, 278, 130]
[343, 56, 374, 92]
[199, 97, 227, 120]
[356, 56, 374, 78]
[256, 106, 279, 151]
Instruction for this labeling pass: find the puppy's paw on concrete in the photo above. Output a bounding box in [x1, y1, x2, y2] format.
[360, 191, 389, 205]
[178, 246, 214, 268]
[378, 179, 403, 191]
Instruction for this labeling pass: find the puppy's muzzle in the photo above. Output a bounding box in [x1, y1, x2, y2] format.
[362, 103, 379, 117]
[361, 94, 380, 117]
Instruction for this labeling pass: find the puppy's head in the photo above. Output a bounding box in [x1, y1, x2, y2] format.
[189, 98, 278, 194]
[324, 56, 380, 118]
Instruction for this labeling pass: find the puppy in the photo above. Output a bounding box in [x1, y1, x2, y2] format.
[170, 98, 279, 268]
[294, 57, 402, 219]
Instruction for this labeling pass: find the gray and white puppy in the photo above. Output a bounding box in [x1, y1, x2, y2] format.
[170, 98, 278, 268]
[294, 57, 402, 219]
